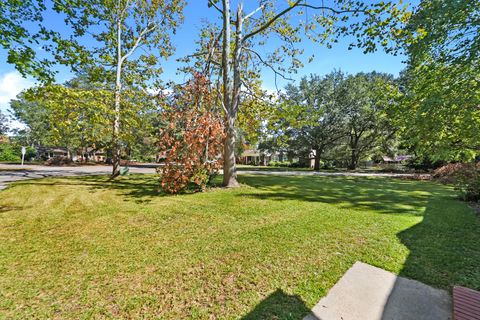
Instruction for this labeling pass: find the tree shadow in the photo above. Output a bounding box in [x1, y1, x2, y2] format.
[395, 198, 480, 290]
[0, 205, 25, 213]
[238, 174, 480, 316]
[379, 198, 480, 319]
[237, 175, 437, 216]
[241, 289, 315, 320]
[13, 175, 162, 204]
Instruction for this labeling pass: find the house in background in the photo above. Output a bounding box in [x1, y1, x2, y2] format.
[36, 146, 69, 160]
[239, 149, 261, 165]
[36, 146, 106, 163]
[382, 155, 413, 164]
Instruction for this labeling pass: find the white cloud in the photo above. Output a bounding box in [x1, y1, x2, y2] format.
[0, 71, 35, 111]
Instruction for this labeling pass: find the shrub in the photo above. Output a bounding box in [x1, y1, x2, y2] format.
[157, 75, 225, 194]
[0, 143, 21, 162]
[45, 156, 73, 166]
[434, 163, 480, 201]
[453, 164, 480, 202]
[433, 163, 474, 184]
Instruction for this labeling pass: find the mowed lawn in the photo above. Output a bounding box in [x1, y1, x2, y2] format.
[1, 174, 479, 319]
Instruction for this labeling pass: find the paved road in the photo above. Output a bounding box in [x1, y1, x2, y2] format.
[0, 164, 428, 191]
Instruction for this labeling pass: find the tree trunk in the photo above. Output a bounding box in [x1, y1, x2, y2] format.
[223, 117, 239, 187]
[221, 0, 240, 188]
[111, 17, 123, 178]
[348, 151, 358, 170]
[313, 149, 322, 171]
[348, 135, 360, 170]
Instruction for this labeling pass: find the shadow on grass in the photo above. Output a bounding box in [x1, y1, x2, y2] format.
[395, 198, 480, 291]
[239, 174, 480, 293]
[237, 174, 441, 216]
[237, 166, 314, 172]
[241, 289, 314, 320]
[379, 198, 480, 319]
[0, 205, 25, 213]
[14, 174, 162, 204]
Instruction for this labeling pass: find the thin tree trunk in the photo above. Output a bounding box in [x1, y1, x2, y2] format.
[111, 16, 123, 178]
[348, 136, 359, 170]
[313, 148, 322, 171]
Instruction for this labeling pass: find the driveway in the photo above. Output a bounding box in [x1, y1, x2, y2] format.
[0, 164, 428, 191]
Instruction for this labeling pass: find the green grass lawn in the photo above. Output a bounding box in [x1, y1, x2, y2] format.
[1, 174, 479, 319]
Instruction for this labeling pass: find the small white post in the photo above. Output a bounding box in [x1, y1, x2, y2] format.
[21, 146, 26, 166]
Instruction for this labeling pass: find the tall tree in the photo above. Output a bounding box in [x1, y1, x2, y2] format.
[338, 72, 397, 170]
[52, 0, 185, 177]
[17, 84, 112, 159]
[397, 0, 480, 160]
[0, 111, 9, 135]
[10, 93, 52, 146]
[284, 72, 346, 171]
[186, 0, 411, 186]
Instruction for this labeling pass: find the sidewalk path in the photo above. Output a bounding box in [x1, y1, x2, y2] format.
[304, 262, 452, 320]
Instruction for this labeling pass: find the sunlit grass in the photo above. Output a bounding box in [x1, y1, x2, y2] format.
[0, 174, 479, 319]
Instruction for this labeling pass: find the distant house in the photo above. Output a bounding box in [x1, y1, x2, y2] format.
[77, 148, 106, 163]
[238, 147, 284, 166]
[382, 155, 413, 163]
[36, 146, 106, 163]
[37, 146, 69, 160]
[239, 149, 261, 165]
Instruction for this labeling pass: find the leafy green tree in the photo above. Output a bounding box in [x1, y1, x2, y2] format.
[397, 0, 480, 161]
[21, 84, 112, 159]
[338, 72, 397, 169]
[281, 71, 397, 170]
[186, 0, 412, 186]
[50, 0, 184, 176]
[284, 72, 347, 171]
[10, 93, 53, 146]
[0, 111, 9, 135]
[0, 0, 57, 81]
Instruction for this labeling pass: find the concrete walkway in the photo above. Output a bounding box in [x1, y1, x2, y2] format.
[304, 262, 452, 320]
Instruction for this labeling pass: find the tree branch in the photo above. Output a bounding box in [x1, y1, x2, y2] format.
[244, 4, 265, 21]
[121, 22, 157, 63]
[244, 47, 294, 82]
[243, 1, 369, 44]
[208, 0, 223, 15]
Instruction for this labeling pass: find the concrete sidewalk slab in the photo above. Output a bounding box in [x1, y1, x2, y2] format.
[304, 262, 452, 320]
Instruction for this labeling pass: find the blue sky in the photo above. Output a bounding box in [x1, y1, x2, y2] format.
[0, 0, 415, 116]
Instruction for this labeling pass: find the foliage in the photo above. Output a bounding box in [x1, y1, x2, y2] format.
[282, 71, 346, 170]
[9, 93, 52, 146]
[396, 0, 480, 161]
[0, 111, 9, 135]
[0, 143, 20, 161]
[338, 72, 397, 169]
[20, 83, 112, 156]
[454, 164, 480, 202]
[11, 78, 158, 161]
[434, 163, 480, 202]
[185, 0, 413, 187]
[433, 163, 469, 184]
[281, 71, 398, 170]
[157, 75, 225, 194]
[0, 0, 56, 80]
